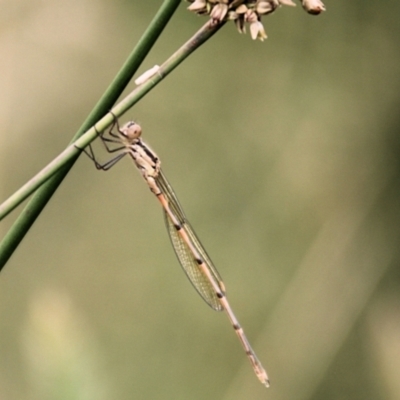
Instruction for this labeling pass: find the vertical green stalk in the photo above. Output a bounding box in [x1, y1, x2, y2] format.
[0, 0, 181, 270]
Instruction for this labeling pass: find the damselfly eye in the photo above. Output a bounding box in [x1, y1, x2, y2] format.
[120, 121, 142, 140]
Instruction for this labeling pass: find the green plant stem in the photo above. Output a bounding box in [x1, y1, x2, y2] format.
[0, 0, 181, 270]
[0, 18, 226, 271]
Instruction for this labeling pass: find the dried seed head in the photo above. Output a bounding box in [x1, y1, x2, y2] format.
[187, 0, 207, 12]
[256, 1, 278, 15]
[210, 3, 229, 21]
[249, 20, 267, 41]
[186, 0, 325, 41]
[234, 16, 246, 34]
[301, 0, 326, 15]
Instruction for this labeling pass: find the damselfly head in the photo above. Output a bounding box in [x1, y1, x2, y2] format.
[120, 121, 142, 141]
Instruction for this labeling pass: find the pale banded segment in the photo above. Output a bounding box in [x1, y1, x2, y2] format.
[156, 170, 224, 311]
[84, 117, 270, 388]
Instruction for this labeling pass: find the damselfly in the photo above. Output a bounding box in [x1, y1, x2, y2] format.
[82, 116, 269, 387]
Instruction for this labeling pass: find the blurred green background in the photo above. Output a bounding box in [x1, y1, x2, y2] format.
[1, 1, 400, 399]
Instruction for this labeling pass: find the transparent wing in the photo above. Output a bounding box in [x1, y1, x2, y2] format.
[157, 170, 224, 311]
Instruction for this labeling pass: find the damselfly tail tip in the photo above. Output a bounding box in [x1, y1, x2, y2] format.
[258, 375, 270, 388]
[255, 368, 270, 388]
